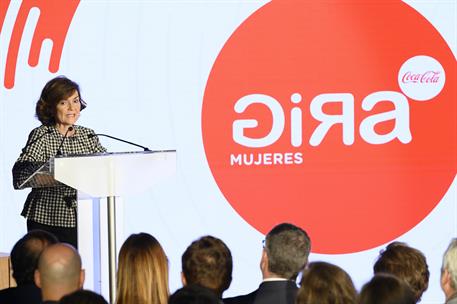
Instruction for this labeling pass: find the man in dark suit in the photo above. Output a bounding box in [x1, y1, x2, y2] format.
[0, 230, 58, 304]
[225, 223, 311, 304]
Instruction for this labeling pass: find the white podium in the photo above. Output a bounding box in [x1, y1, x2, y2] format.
[21, 150, 176, 303]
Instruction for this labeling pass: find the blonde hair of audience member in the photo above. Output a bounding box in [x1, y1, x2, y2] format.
[441, 238, 457, 302]
[296, 261, 357, 304]
[358, 273, 415, 304]
[34, 243, 85, 302]
[116, 232, 169, 304]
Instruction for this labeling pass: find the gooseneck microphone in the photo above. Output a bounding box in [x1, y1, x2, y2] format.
[88, 133, 150, 151]
[21, 128, 52, 154]
[56, 126, 74, 156]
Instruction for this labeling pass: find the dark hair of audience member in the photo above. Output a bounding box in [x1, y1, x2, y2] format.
[373, 241, 429, 302]
[115, 232, 169, 304]
[169, 284, 221, 304]
[296, 261, 357, 304]
[182, 235, 232, 297]
[11, 229, 58, 285]
[358, 273, 415, 304]
[59, 289, 108, 304]
[264, 223, 311, 280]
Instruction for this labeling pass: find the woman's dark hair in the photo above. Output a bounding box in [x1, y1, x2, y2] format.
[358, 274, 415, 304]
[373, 241, 429, 302]
[59, 289, 108, 304]
[35, 76, 86, 125]
[169, 285, 220, 304]
[297, 261, 357, 304]
[181, 235, 232, 297]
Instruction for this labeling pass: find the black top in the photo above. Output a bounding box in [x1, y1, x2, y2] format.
[0, 283, 42, 304]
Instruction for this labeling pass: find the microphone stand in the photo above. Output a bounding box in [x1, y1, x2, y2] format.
[89, 133, 150, 151]
[56, 126, 74, 156]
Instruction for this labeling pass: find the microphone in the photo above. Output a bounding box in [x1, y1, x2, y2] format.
[56, 126, 74, 156]
[88, 133, 150, 151]
[21, 128, 52, 154]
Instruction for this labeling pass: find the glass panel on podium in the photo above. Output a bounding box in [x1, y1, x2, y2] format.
[17, 161, 60, 189]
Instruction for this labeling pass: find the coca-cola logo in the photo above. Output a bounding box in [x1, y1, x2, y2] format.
[398, 55, 446, 101]
[202, 1, 456, 253]
[401, 71, 441, 83]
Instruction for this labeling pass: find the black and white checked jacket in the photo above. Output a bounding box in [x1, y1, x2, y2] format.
[12, 125, 106, 227]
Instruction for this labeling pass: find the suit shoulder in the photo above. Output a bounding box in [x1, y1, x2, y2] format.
[224, 290, 257, 304]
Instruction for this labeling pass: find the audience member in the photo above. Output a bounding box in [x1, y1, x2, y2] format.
[169, 284, 222, 304]
[358, 273, 415, 304]
[115, 232, 169, 304]
[59, 289, 108, 304]
[0, 230, 58, 304]
[373, 241, 429, 302]
[181, 235, 233, 298]
[440, 238, 457, 304]
[225, 222, 311, 304]
[34, 243, 85, 303]
[296, 261, 357, 304]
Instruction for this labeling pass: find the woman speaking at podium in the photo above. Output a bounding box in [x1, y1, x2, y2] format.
[12, 76, 106, 248]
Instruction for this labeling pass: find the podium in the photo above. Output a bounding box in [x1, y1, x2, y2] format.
[19, 150, 177, 303]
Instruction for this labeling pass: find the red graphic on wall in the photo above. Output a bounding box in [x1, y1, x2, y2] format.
[202, 1, 457, 253]
[0, 0, 80, 89]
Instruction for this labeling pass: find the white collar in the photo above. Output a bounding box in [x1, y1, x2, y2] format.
[262, 278, 289, 282]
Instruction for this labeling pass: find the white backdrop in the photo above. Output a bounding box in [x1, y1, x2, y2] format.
[0, 1, 455, 303]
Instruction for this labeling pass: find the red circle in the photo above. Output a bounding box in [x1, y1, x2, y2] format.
[202, 1, 456, 253]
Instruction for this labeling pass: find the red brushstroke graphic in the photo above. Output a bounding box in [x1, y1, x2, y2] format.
[0, 0, 80, 89]
[0, 1, 10, 33]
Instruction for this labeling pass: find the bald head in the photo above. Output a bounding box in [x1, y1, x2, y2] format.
[35, 243, 84, 301]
